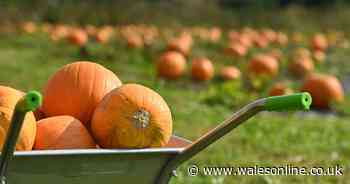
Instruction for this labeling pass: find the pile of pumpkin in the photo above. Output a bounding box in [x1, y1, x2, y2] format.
[0, 62, 173, 151]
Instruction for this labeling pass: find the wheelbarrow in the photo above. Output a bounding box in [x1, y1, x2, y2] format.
[0, 91, 312, 184]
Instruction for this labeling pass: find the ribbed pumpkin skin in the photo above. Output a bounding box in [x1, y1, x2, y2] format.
[0, 86, 36, 151]
[42, 61, 122, 127]
[34, 116, 96, 150]
[301, 74, 344, 109]
[91, 84, 172, 149]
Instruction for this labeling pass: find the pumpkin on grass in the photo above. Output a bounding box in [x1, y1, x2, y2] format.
[224, 43, 247, 57]
[288, 56, 314, 78]
[67, 29, 88, 47]
[91, 84, 172, 148]
[276, 32, 288, 45]
[0, 86, 36, 151]
[34, 116, 96, 150]
[301, 74, 344, 109]
[157, 51, 186, 80]
[220, 66, 241, 81]
[191, 57, 214, 81]
[167, 32, 193, 56]
[21, 21, 36, 34]
[248, 54, 279, 77]
[42, 61, 122, 127]
[126, 34, 144, 48]
[268, 82, 293, 96]
[311, 33, 328, 51]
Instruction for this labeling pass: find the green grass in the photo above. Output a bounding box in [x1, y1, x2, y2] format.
[0, 32, 350, 184]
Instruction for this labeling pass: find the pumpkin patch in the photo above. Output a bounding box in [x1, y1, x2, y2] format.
[3, 4, 350, 183]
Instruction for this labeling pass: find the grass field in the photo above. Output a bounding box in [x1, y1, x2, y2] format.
[0, 29, 350, 184]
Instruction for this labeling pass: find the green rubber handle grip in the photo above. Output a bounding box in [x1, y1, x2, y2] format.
[264, 92, 312, 111]
[16, 91, 42, 112]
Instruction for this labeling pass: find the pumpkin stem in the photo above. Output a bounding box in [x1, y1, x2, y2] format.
[132, 109, 150, 129]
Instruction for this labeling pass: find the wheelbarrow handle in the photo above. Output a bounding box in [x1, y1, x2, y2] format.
[0, 91, 42, 184]
[156, 92, 311, 184]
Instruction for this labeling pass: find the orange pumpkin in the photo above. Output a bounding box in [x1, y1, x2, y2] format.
[68, 29, 88, 47]
[95, 29, 112, 44]
[191, 57, 214, 81]
[276, 32, 288, 45]
[85, 25, 98, 37]
[237, 34, 253, 48]
[126, 34, 144, 48]
[248, 54, 279, 77]
[21, 21, 36, 34]
[49, 25, 69, 42]
[209, 27, 221, 42]
[288, 56, 314, 78]
[228, 30, 240, 41]
[225, 43, 247, 57]
[311, 33, 328, 51]
[91, 84, 172, 148]
[167, 38, 192, 56]
[42, 61, 122, 127]
[301, 74, 344, 109]
[254, 37, 269, 48]
[167, 32, 193, 56]
[268, 82, 293, 96]
[260, 29, 277, 42]
[34, 116, 96, 150]
[0, 86, 36, 151]
[220, 66, 241, 80]
[157, 51, 186, 80]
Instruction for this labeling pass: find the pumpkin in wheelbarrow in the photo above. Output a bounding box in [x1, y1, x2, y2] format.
[34, 116, 96, 150]
[91, 84, 172, 148]
[0, 86, 36, 151]
[42, 61, 122, 127]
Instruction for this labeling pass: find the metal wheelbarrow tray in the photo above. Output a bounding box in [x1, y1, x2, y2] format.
[0, 92, 312, 184]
